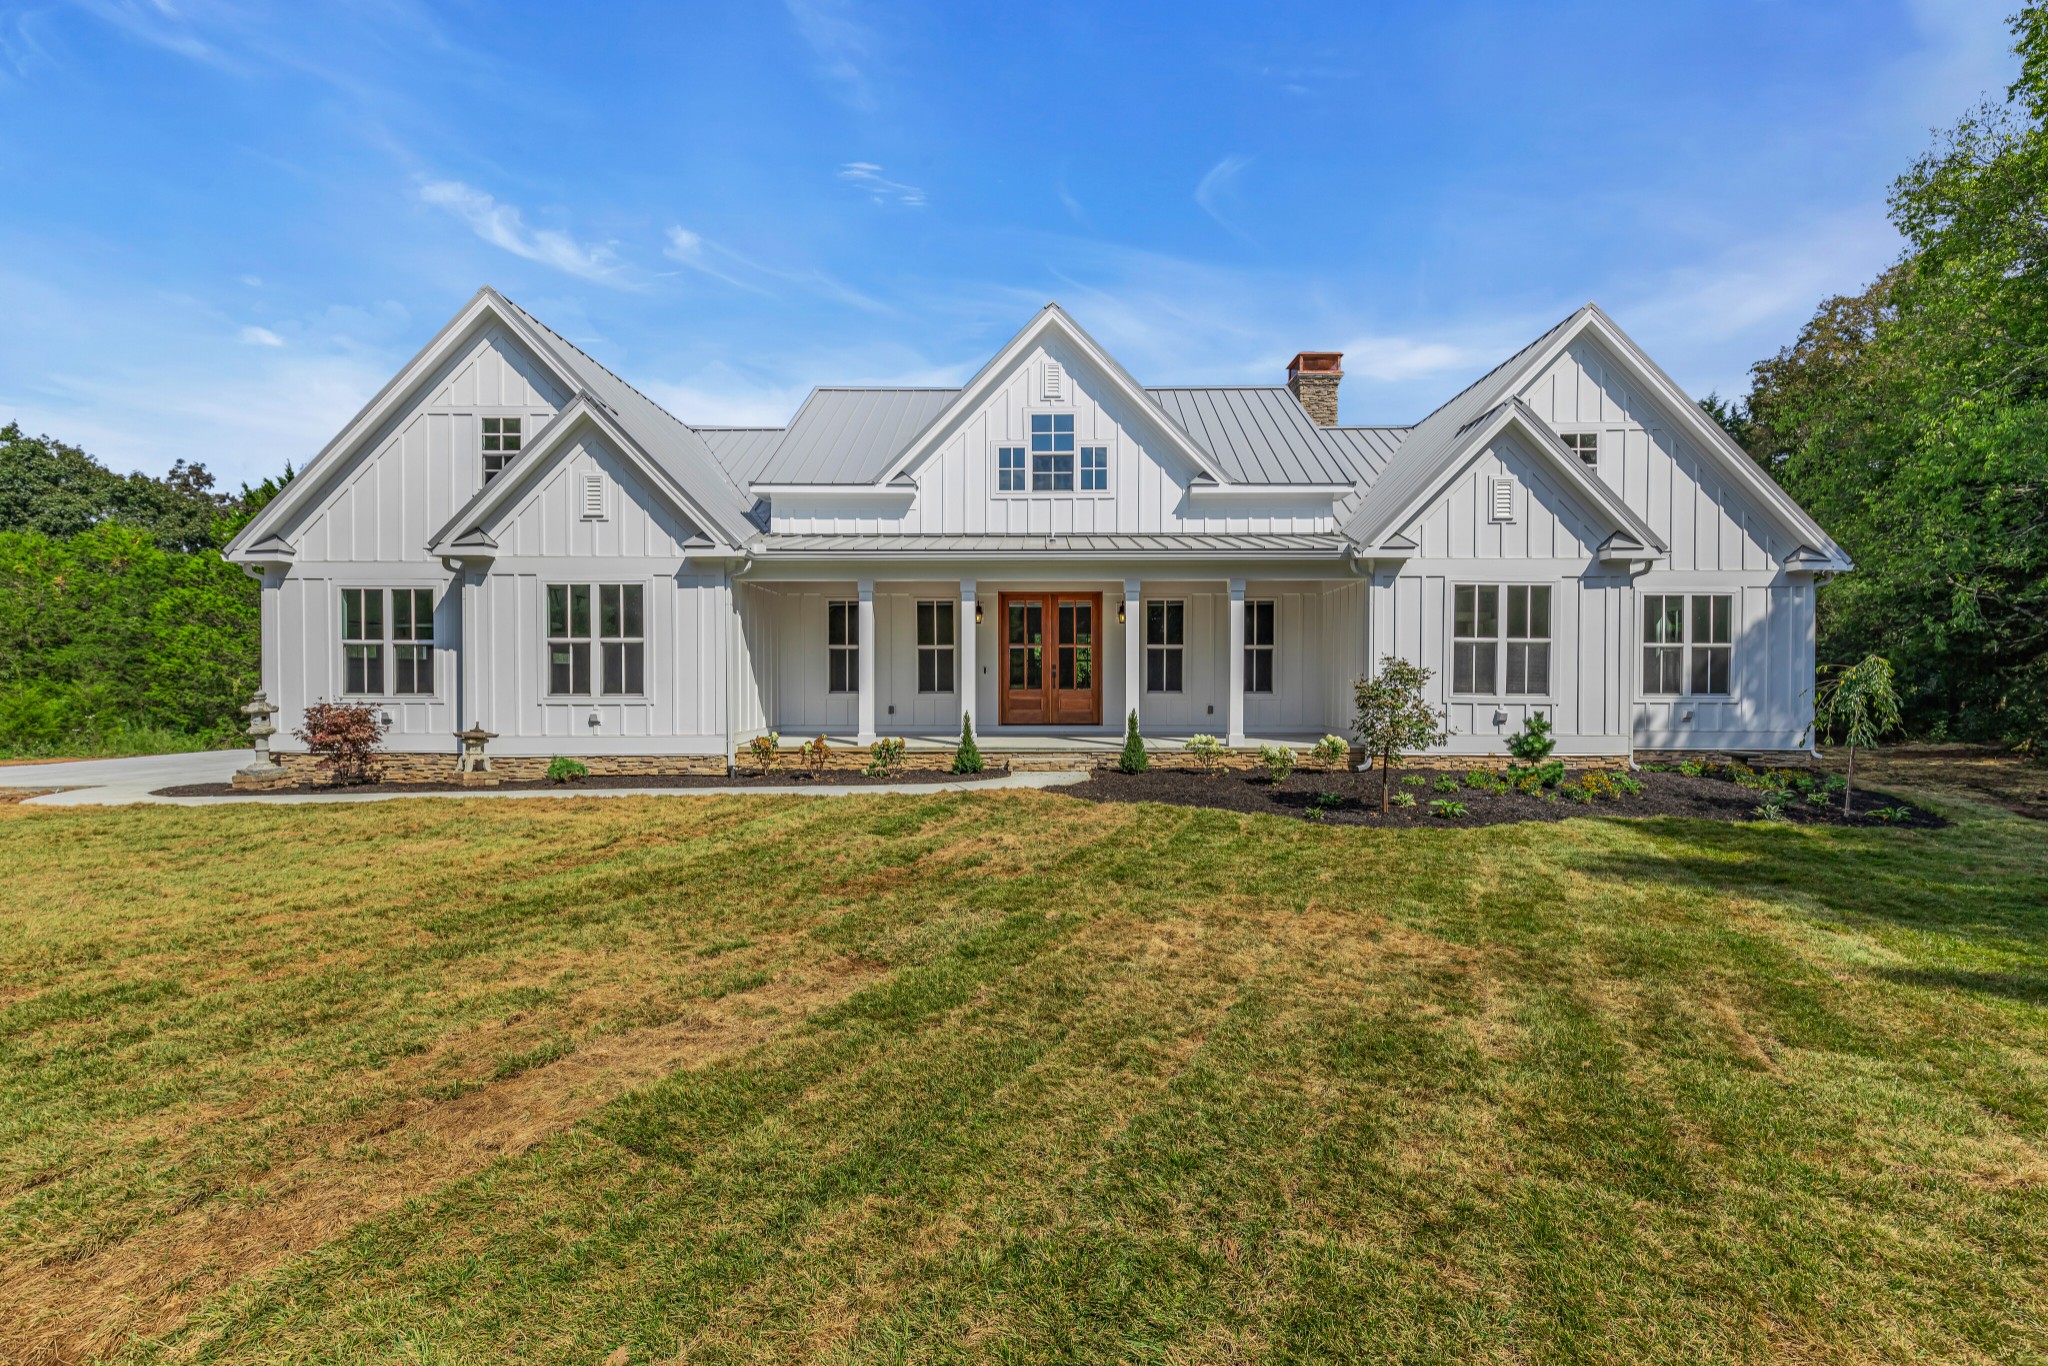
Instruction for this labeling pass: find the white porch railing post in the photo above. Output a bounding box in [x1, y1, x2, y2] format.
[856, 579, 877, 745]
[1123, 577, 1142, 731]
[958, 578, 977, 731]
[1226, 577, 1247, 747]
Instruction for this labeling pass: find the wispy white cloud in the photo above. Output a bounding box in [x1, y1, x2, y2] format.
[237, 324, 284, 347]
[665, 223, 888, 311]
[838, 162, 925, 207]
[784, 0, 875, 111]
[419, 179, 629, 286]
[239, 274, 263, 288]
[1193, 155, 1253, 240]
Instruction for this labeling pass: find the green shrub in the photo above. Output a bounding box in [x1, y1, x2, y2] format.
[1309, 791, 1346, 812]
[1506, 711, 1557, 764]
[546, 756, 589, 784]
[1400, 773, 1428, 788]
[1432, 773, 1461, 793]
[1429, 798, 1468, 818]
[746, 731, 781, 772]
[1185, 734, 1225, 773]
[1117, 710, 1149, 774]
[1873, 805, 1915, 822]
[1392, 791, 1416, 808]
[1613, 773, 1645, 796]
[1310, 734, 1350, 770]
[1258, 742, 1296, 784]
[951, 713, 984, 774]
[1560, 783, 1595, 804]
[863, 737, 907, 777]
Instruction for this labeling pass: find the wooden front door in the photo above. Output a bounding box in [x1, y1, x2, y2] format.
[998, 592, 1102, 726]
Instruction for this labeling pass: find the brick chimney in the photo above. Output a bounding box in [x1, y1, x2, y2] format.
[1286, 352, 1343, 426]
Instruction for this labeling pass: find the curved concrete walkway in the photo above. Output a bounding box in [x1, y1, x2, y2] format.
[5, 751, 1088, 807]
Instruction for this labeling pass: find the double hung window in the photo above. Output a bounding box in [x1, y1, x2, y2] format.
[481, 416, 521, 484]
[827, 600, 859, 693]
[548, 584, 644, 696]
[342, 588, 434, 695]
[1453, 584, 1552, 696]
[1145, 600, 1184, 693]
[1244, 600, 1275, 694]
[1030, 413, 1075, 490]
[1643, 593, 1732, 696]
[916, 600, 955, 693]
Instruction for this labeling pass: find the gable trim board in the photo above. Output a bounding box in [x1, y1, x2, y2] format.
[237, 287, 1846, 766]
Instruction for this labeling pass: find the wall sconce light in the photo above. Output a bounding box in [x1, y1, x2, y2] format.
[974, 600, 983, 625]
[1117, 600, 1126, 624]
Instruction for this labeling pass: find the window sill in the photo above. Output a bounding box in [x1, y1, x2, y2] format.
[542, 696, 655, 706]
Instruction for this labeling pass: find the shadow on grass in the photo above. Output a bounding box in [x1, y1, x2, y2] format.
[1876, 967, 2048, 1006]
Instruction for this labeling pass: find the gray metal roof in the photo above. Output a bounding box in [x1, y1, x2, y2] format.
[694, 427, 787, 483]
[1150, 387, 1367, 484]
[751, 388, 959, 484]
[498, 295, 759, 543]
[1342, 307, 1586, 543]
[756, 532, 1352, 557]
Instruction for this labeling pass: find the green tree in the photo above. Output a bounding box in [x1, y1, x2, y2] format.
[1743, 9, 2048, 746]
[0, 423, 236, 553]
[1813, 655, 1904, 813]
[1352, 657, 1452, 813]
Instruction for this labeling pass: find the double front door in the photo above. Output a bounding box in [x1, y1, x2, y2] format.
[998, 592, 1102, 725]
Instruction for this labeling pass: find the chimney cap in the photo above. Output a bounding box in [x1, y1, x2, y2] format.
[1287, 351, 1343, 376]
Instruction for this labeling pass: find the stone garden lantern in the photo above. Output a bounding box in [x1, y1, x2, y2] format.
[456, 726, 499, 786]
[232, 692, 293, 790]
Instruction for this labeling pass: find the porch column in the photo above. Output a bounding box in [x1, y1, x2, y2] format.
[958, 578, 977, 730]
[1123, 577, 1142, 730]
[856, 578, 877, 744]
[459, 564, 482, 730]
[1225, 577, 1247, 747]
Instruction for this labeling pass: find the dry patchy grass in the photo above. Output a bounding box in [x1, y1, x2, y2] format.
[0, 780, 2043, 1363]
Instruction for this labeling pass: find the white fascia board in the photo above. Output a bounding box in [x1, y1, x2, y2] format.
[749, 482, 916, 498]
[1185, 482, 1352, 499]
[425, 396, 739, 555]
[875, 304, 1231, 487]
[225, 288, 562, 563]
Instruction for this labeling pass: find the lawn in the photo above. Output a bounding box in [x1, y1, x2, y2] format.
[2, 773, 2045, 1363]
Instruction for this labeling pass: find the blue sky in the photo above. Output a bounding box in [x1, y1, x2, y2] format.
[0, 0, 2022, 488]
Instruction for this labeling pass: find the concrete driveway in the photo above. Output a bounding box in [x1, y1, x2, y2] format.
[3, 750, 1085, 806]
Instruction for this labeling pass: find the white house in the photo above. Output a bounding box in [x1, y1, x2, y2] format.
[223, 287, 1850, 774]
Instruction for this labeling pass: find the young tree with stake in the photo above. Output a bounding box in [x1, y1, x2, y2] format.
[1813, 654, 1903, 813]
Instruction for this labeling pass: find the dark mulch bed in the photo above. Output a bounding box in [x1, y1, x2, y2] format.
[1063, 767, 1948, 830]
[152, 768, 1008, 798]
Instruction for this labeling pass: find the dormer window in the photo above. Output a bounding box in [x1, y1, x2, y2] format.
[481, 416, 522, 484]
[993, 417, 1108, 494]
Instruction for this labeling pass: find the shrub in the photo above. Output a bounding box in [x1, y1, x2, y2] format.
[952, 713, 984, 775]
[1309, 734, 1350, 770]
[1118, 709, 1149, 774]
[1399, 773, 1428, 788]
[1392, 791, 1416, 808]
[1506, 710, 1557, 764]
[1463, 769, 1509, 794]
[1258, 742, 1296, 784]
[1579, 770, 1620, 800]
[1753, 790, 1792, 822]
[545, 755, 589, 784]
[1309, 791, 1345, 812]
[1873, 805, 1915, 822]
[1511, 760, 1565, 791]
[799, 734, 831, 778]
[1185, 734, 1225, 773]
[1352, 657, 1453, 814]
[1613, 773, 1645, 796]
[747, 731, 781, 773]
[864, 737, 907, 777]
[1429, 798, 1468, 818]
[1678, 758, 1709, 778]
[1432, 773, 1461, 793]
[1560, 783, 1595, 804]
[294, 701, 385, 785]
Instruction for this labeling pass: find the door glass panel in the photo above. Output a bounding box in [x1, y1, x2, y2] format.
[1008, 602, 1042, 689]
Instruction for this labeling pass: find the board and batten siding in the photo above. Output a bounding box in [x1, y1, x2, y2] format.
[770, 341, 1340, 538]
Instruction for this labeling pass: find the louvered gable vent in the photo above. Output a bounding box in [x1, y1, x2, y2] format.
[1043, 359, 1065, 403]
[1489, 477, 1515, 523]
[580, 472, 607, 520]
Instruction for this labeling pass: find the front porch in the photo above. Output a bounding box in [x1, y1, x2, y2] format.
[730, 566, 1370, 754]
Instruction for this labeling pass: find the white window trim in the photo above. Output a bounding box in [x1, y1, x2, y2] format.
[1144, 598, 1185, 695]
[915, 598, 957, 696]
[338, 585, 442, 701]
[477, 411, 528, 487]
[1638, 590, 1735, 700]
[987, 427, 1114, 499]
[541, 581, 653, 704]
[826, 598, 859, 695]
[1447, 582, 1555, 700]
[1560, 431, 1600, 466]
[1243, 598, 1276, 696]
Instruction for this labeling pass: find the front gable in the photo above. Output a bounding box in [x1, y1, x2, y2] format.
[276, 323, 568, 564]
[1397, 428, 1618, 561]
[1519, 330, 1830, 574]
[489, 425, 703, 559]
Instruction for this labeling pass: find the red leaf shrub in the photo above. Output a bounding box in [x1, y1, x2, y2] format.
[294, 701, 386, 785]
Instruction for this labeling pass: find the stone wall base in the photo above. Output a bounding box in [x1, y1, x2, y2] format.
[274, 752, 729, 784]
[230, 767, 296, 791]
